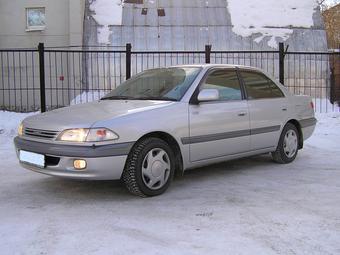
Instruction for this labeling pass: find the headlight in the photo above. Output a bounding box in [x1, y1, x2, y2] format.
[18, 123, 24, 136]
[57, 128, 89, 142]
[57, 128, 118, 142]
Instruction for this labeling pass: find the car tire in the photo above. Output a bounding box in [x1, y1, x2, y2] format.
[122, 137, 175, 197]
[272, 123, 299, 164]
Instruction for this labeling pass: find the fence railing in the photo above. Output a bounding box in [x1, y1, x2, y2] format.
[0, 43, 339, 113]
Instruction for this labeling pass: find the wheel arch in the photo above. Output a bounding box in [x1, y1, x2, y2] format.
[132, 131, 184, 177]
[285, 119, 303, 149]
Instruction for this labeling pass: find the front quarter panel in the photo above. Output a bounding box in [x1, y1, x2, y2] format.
[91, 102, 190, 167]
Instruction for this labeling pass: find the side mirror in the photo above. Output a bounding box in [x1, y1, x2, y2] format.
[197, 89, 219, 102]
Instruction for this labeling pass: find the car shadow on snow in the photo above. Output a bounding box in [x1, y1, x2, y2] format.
[21, 153, 277, 201]
[182, 153, 277, 181]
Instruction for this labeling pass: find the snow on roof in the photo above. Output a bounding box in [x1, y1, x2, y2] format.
[227, 0, 319, 48]
[89, 0, 123, 44]
[89, 0, 320, 48]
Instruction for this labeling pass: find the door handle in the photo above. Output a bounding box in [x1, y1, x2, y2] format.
[238, 112, 247, 117]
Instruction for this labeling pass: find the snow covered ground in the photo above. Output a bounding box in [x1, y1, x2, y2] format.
[0, 111, 340, 255]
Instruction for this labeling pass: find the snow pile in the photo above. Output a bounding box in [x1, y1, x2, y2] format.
[227, 0, 318, 48]
[0, 111, 37, 150]
[70, 91, 107, 105]
[0, 111, 36, 139]
[90, 0, 123, 44]
[305, 112, 340, 151]
[312, 98, 340, 113]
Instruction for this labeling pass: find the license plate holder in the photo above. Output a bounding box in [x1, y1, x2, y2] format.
[19, 150, 45, 168]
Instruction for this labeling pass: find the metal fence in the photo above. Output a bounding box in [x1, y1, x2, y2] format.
[0, 49, 40, 112]
[0, 43, 339, 113]
[284, 51, 340, 113]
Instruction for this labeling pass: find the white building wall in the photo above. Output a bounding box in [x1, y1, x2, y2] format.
[0, 0, 84, 48]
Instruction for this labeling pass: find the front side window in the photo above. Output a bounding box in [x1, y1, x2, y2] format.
[241, 71, 284, 99]
[201, 69, 242, 101]
[102, 67, 202, 101]
[26, 7, 46, 31]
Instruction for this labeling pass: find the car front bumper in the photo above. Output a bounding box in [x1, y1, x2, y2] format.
[14, 136, 134, 180]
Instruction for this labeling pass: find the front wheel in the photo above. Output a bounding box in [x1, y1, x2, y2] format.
[122, 137, 175, 197]
[272, 123, 299, 164]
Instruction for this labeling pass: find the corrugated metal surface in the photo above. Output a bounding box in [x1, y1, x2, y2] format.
[85, 0, 328, 51]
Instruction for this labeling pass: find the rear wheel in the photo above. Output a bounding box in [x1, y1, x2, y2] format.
[122, 137, 175, 197]
[272, 123, 299, 164]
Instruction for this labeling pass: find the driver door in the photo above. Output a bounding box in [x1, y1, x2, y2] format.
[188, 68, 250, 162]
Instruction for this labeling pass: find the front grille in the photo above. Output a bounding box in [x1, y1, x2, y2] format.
[24, 128, 59, 140]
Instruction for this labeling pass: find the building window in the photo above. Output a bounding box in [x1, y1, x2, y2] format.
[157, 8, 166, 17]
[141, 8, 148, 15]
[26, 7, 46, 31]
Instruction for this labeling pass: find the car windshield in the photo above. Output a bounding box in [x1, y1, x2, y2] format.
[102, 67, 202, 101]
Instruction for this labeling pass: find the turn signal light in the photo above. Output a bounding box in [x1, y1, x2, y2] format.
[18, 123, 24, 136]
[74, 160, 87, 170]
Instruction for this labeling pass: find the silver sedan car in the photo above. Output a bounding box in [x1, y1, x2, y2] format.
[14, 65, 316, 197]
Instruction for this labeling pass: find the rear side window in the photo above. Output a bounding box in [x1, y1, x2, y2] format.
[201, 69, 242, 101]
[269, 82, 285, 98]
[240, 71, 284, 99]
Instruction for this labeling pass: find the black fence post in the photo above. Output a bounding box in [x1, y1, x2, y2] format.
[205, 45, 212, 64]
[279, 42, 285, 85]
[126, 43, 132, 80]
[330, 66, 335, 104]
[38, 43, 46, 112]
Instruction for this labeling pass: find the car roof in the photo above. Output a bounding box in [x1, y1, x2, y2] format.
[170, 64, 263, 72]
[143, 64, 263, 72]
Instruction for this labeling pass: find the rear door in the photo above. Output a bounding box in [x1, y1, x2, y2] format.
[187, 68, 250, 162]
[239, 70, 289, 150]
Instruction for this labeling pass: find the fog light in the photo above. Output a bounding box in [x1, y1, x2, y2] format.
[74, 160, 87, 170]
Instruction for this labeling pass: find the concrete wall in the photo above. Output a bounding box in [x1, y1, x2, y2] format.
[0, 0, 85, 48]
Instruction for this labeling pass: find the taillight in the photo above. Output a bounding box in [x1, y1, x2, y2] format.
[310, 101, 314, 109]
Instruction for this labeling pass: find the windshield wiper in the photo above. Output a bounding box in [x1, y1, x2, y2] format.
[101, 96, 136, 100]
[134, 96, 178, 102]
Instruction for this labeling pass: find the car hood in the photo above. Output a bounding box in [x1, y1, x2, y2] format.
[23, 100, 174, 131]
